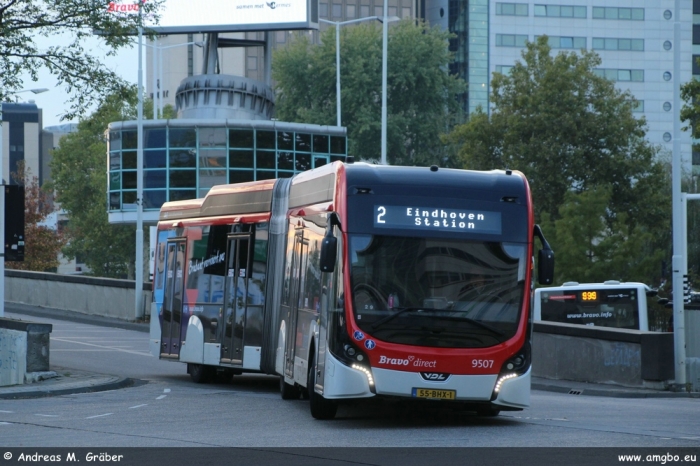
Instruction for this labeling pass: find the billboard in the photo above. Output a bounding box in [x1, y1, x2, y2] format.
[109, 0, 319, 34]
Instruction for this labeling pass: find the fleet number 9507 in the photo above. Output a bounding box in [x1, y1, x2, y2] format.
[472, 359, 494, 368]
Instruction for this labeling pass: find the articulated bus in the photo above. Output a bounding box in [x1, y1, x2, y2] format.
[150, 161, 554, 419]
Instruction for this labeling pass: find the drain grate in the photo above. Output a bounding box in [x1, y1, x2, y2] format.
[568, 389, 583, 395]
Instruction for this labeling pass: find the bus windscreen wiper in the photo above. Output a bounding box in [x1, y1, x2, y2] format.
[370, 307, 424, 330]
[371, 308, 505, 337]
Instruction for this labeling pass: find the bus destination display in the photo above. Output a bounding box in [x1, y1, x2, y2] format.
[374, 205, 502, 234]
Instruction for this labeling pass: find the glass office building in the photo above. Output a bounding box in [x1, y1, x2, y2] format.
[107, 119, 347, 224]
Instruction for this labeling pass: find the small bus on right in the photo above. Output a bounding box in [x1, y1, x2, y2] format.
[533, 281, 661, 331]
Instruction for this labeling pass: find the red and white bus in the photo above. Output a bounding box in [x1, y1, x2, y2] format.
[150, 161, 554, 419]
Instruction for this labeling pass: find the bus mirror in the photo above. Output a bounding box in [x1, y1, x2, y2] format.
[320, 234, 337, 272]
[538, 248, 554, 285]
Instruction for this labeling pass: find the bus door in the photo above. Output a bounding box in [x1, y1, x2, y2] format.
[221, 234, 251, 364]
[284, 230, 308, 382]
[161, 240, 186, 358]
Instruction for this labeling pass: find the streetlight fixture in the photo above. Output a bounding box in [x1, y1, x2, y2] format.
[320, 16, 383, 127]
[12, 88, 50, 102]
[319, 15, 399, 130]
[145, 40, 204, 119]
[0, 88, 49, 318]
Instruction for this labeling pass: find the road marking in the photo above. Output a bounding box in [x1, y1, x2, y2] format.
[34, 414, 59, 417]
[0, 422, 11, 425]
[164, 389, 171, 393]
[86, 413, 113, 419]
[0, 410, 14, 413]
[129, 404, 148, 409]
[51, 337, 153, 356]
[156, 395, 167, 400]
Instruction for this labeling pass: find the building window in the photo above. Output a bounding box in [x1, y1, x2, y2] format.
[663, 102, 672, 112]
[346, 4, 355, 18]
[496, 34, 528, 47]
[247, 56, 258, 70]
[496, 3, 528, 16]
[496, 65, 514, 74]
[632, 101, 644, 113]
[694, 55, 700, 75]
[534, 4, 586, 18]
[592, 38, 644, 51]
[332, 3, 341, 18]
[402, 7, 411, 19]
[694, 25, 700, 45]
[319, 2, 328, 17]
[360, 5, 370, 17]
[592, 7, 644, 20]
[694, 0, 700, 15]
[593, 68, 644, 82]
[538, 36, 586, 49]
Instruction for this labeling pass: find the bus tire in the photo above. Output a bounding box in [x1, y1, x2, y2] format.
[188, 363, 213, 384]
[307, 354, 337, 420]
[280, 376, 300, 400]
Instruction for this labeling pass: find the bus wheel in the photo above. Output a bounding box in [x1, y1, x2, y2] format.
[188, 363, 213, 384]
[307, 354, 337, 420]
[280, 376, 300, 400]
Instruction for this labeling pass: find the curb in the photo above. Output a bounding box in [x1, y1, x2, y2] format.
[531, 381, 699, 399]
[0, 377, 136, 400]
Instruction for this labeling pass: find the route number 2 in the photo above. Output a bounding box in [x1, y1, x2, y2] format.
[377, 206, 386, 224]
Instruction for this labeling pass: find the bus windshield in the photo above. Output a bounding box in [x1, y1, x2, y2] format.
[349, 234, 527, 348]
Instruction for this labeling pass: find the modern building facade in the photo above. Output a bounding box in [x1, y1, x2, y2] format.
[147, 0, 695, 172]
[425, 0, 694, 172]
[0, 103, 43, 186]
[106, 119, 347, 224]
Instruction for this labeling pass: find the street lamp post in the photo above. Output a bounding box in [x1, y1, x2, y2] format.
[145, 40, 203, 119]
[319, 16, 384, 128]
[135, 3, 144, 321]
[378, 7, 401, 165]
[0, 88, 49, 318]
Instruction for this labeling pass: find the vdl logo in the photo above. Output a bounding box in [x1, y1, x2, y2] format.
[420, 372, 451, 382]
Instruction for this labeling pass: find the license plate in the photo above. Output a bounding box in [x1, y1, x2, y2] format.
[411, 388, 456, 400]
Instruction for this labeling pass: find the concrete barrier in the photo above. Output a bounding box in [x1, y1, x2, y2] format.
[0, 318, 52, 386]
[5, 270, 152, 322]
[533, 321, 675, 389]
[3, 270, 691, 390]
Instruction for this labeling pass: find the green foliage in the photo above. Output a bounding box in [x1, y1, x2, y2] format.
[542, 188, 664, 284]
[273, 20, 465, 165]
[0, 0, 163, 120]
[445, 36, 670, 285]
[48, 90, 147, 278]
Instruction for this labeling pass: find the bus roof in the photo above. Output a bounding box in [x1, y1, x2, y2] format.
[159, 178, 277, 221]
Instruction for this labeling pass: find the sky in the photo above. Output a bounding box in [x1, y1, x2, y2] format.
[20, 37, 140, 128]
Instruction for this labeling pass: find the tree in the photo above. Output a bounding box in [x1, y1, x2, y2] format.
[5, 161, 65, 272]
[543, 187, 663, 284]
[273, 20, 465, 165]
[445, 36, 671, 285]
[0, 0, 161, 120]
[47, 90, 157, 278]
